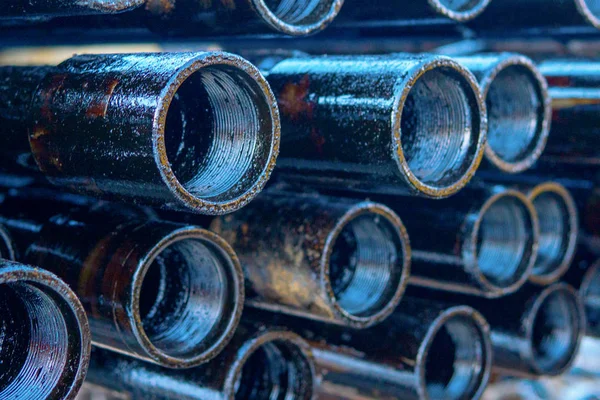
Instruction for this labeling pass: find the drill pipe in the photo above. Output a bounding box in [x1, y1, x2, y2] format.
[563, 251, 600, 338]
[0, 52, 280, 214]
[248, 299, 492, 400]
[1, 0, 144, 20]
[454, 53, 551, 173]
[470, 0, 600, 33]
[537, 59, 600, 166]
[0, 259, 91, 400]
[262, 53, 487, 199]
[211, 192, 411, 328]
[86, 321, 316, 400]
[0, 198, 244, 368]
[379, 185, 539, 297]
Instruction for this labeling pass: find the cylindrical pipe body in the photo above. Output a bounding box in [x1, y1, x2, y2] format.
[538, 60, 600, 166]
[454, 53, 551, 173]
[378, 185, 539, 297]
[263, 53, 486, 198]
[564, 251, 600, 338]
[0, 260, 91, 400]
[1, 0, 144, 19]
[0, 194, 244, 368]
[86, 321, 316, 400]
[211, 191, 410, 328]
[0, 52, 280, 214]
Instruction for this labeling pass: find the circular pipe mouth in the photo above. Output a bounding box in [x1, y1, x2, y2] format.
[228, 332, 315, 400]
[253, 0, 344, 35]
[527, 284, 583, 375]
[418, 307, 492, 400]
[89, 0, 145, 13]
[323, 203, 411, 328]
[156, 53, 280, 215]
[528, 183, 578, 284]
[429, 0, 492, 21]
[0, 264, 90, 400]
[575, 0, 600, 29]
[467, 191, 538, 296]
[396, 58, 486, 199]
[481, 56, 551, 173]
[132, 227, 243, 368]
[580, 262, 600, 336]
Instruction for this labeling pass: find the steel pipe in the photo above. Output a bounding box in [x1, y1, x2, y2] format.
[211, 192, 410, 328]
[0, 52, 280, 214]
[380, 185, 539, 297]
[263, 53, 486, 198]
[86, 322, 316, 400]
[0, 196, 244, 368]
[0, 259, 91, 400]
[1, 0, 144, 20]
[564, 253, 600, 338]
[454, 53, 551, 173]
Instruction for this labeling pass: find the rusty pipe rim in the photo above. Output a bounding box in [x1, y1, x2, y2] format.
[87, 0, 145, 13]
[428, 0, 492, 22]
[416, 306, 492, 400]
[252, 0, 344, 36]
[0, 262, 91, 400]
[575, 0, 600, 29]
[523, 283, 584, 376]
[321, 202, 411, 328]
[154, 52, 280, 215]
[526, 182, 578, 285]
[224, 330, 316, 400]
[478, 54, 551, 173]
[393, 56, 487, 199]
[463, 189, 539, 297]
[130, 226, 244, 368]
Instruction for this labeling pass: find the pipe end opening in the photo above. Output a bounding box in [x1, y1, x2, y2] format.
[581, 265, 600, 336]
[430, 0, 491, 21]
[577, 0, 600, 28]
[255, 0, 343, 35]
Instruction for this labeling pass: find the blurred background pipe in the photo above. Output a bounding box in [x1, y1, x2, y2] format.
[564, 253, 600, 338]
[261, 53, 486, 199]
[1, 0, 145, 20]
[211, 191, 410, 328]
[0, 193, 244, 368]
[0, 260, 91, 400]
[85, 321, 316, 400]
[0, 52, 280, 214]
[454, 53, 551, 173]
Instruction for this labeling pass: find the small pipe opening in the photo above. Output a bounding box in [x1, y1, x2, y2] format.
[436, 0, 486, 13]
[139, 237, 235, 360]
[531, 289, 580, 373]
[234, 340, 314, 400]
[401, 67, 480, 190]
[486, 65, 546, 168]
[424, 315, 486, 400]
[329, 214, 404, 317]
[531, 192, 571, 278]
[581, 265, 600, 335]
[164, 64, 274, 204]
[578, 0, 600, 25]
[476, 196, 534, 289]
[262, 0, 337, 27]
[0, 282, 69, 399]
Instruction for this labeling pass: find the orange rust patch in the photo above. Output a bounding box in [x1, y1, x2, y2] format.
[278, 75, 314, 121]
[146, 0, 176, 15]
[85, 78, 119, 119]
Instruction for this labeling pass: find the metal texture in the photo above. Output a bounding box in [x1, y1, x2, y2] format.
[263, 53, 487, 199]
[211, 191, 411, 328]
[0, 259, 91, 400]
[379, 185, 539, 297]
[454, 53, 551, 173]
[563, 251, 600, 338]
[85, 320, 316, 400]
[0, 194, 244, 368]
[1, 0, 144, 20]
[0, 52, 280, 214]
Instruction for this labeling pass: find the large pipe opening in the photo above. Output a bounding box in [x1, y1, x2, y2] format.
[234, 339, 314, 400]
[138, 236, 238, 363]
[164, 63, 275, 207]
[401, 66, 482, 195]
[423, 314, 488, 400]
[578, 0, 600, 27]
[475, 195, 535, 290]
[328, 213, 405, 319]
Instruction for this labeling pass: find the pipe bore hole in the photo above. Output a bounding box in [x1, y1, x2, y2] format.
[234, 340, 313, 400]
[0, 283, 69, 399]
[475, 196, 534, 289]
[436, 0, 486, 13]
[139, 238, 235, 359]
[401, 67, 480, 189]
[580, 0, 600, 23]
[262, 0, 336, 26]
[531, 290, 580, 373]
[486, 65, 546, 166]
[424, 315, 486, 400]
[165, 64, 274, 203]
[329, 214, 404, 317]
[531, 192, 571, 278]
